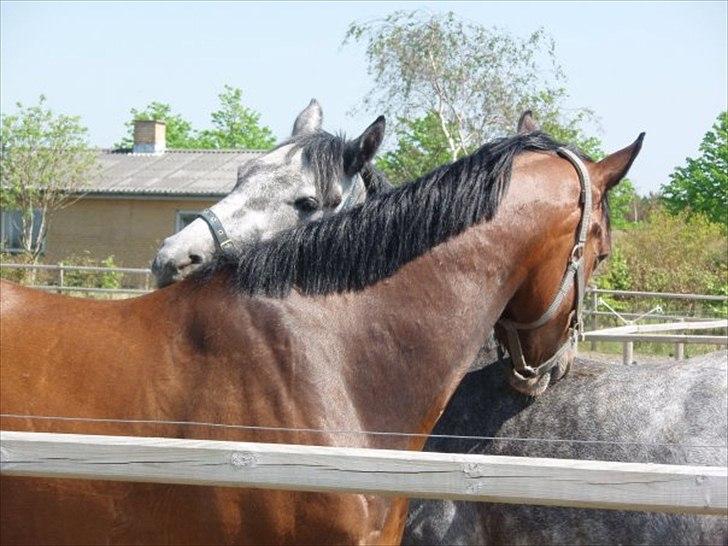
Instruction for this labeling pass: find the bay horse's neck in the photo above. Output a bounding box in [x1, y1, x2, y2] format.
[182, 186, 537, 452]
[330, 212, 528, 451]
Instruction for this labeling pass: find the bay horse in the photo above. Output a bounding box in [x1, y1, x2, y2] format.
[405, 352, 728, 545]
[152, 99, 390, 287]
[403, 113, 726, 545]
[0, 128, 643, 544]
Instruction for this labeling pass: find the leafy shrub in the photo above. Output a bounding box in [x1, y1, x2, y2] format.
[60, 252, 123, 289]
[595, 206, 727, 317]
[0, 252, 35, 283]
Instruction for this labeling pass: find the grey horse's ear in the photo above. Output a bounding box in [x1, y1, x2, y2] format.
[292, 99, 323, 136]
[343, 116, 386, 176]
[517, 110, 540, 134]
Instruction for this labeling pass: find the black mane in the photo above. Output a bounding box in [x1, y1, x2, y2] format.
[205, 131, 584, 297]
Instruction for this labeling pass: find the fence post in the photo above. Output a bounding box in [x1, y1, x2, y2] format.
[58, 263, 64, 294]
[675, 318, 685, 361]
[590, 290, 598, 351]
[623, 341, 634, 365]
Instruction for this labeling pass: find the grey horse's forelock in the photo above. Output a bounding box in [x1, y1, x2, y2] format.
[279, 131, 348, 207]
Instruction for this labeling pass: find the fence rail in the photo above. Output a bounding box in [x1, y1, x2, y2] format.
[0, 262, 153, 293]
[589, 288, 728, 302]
[1, 430, 725, 516]
[582, 320, 728, 364]
[29, 285, 149, 295]
[0, 263, 151, 274]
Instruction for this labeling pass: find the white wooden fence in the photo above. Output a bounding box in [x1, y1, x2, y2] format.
[582, 320, 728, 364]
[1, 431, 725, 516]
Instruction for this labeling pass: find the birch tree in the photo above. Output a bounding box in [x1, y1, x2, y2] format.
[344, 11, 593, 161]
[0, 96, 96, 265]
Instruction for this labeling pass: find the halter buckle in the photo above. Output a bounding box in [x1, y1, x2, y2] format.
[219, 239, 235, 251]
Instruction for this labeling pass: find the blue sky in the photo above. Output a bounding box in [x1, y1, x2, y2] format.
[1, 1, 726, 194]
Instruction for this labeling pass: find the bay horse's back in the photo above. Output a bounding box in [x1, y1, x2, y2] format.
[1, 279, 160, 415]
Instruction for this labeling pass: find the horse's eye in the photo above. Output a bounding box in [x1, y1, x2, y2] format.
[294, 196, 320, 213]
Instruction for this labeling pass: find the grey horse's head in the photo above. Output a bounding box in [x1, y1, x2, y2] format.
[152, 99, 386, 287]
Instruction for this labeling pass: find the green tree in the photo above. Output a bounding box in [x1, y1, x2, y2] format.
[661, 111, 728, 228]
[375, 111, 454, 183]
[376, 104, 639, 229]
[0, 95, 97, 266]
[196, 86, 275, 150]
[116, 102, 196, 149]
[344, 10, 594, 162]
[117, 87, 275, 150]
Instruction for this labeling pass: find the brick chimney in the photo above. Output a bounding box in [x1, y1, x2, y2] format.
[133, 120, 166, 154]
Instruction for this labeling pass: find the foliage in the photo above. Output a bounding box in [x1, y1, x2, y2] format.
[0, 252, 34, 283]
[594, 246, 631, 292]
[345, 10, 594, 162]
[375, 111, 454, 183]
[195, 86, 276, 150]
[116, 86, 275, 150]
[0, 252, 123, 289]
[0, 95, 97, 265]
[375, 106, 638, 229]
[61, 252, 122, 289]
[606, 179, 639, 230]
[596, 206, 727, 301]
[116, 102, 196, 149]
[661, 112, 728, 229]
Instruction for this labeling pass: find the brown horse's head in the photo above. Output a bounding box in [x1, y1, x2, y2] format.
[497, 112, 644, 396]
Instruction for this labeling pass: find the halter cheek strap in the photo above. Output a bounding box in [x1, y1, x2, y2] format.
[199, 209, 237, 254]
[497, 147, 592, 379]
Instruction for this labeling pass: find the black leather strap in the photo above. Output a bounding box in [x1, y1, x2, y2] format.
[198, 209, 236, 254]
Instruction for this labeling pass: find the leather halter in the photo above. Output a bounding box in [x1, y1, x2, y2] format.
[497, 147, 592, 380]
[198, 209, 237, 254]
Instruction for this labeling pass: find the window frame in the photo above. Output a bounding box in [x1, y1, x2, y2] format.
[0, 209, 46, 254]
[175, 210, 202, 233]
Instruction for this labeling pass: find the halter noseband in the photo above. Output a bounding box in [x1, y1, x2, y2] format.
[198, 209, 237, 255]
[497, 147, 592, 380]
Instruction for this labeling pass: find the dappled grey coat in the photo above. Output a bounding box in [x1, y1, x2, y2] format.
[404, 352, 728, 546]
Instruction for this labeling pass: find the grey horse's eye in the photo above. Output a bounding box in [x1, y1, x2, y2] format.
[294, 196, 320, 213]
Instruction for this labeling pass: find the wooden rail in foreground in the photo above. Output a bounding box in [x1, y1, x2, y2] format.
[1, 431, 725, 516]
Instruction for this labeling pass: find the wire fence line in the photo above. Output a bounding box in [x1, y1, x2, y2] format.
[2, 413, 724, 451]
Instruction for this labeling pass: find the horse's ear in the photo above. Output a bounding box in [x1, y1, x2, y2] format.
[292, 99, 323, 136]
[517, 110, 539, 134]
[594, 133, 645, 192]
[344, 115, 386, 176]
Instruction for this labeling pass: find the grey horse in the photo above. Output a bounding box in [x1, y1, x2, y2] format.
[404, 351, 728, 545]
[151, 99, 388, 286]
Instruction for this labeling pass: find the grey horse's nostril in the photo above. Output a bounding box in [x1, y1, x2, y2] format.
[189, 254, 203, 265]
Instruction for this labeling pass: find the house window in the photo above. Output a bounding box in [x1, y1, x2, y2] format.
[175, 210, 202, 232]
[0, 209, 45, 253]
